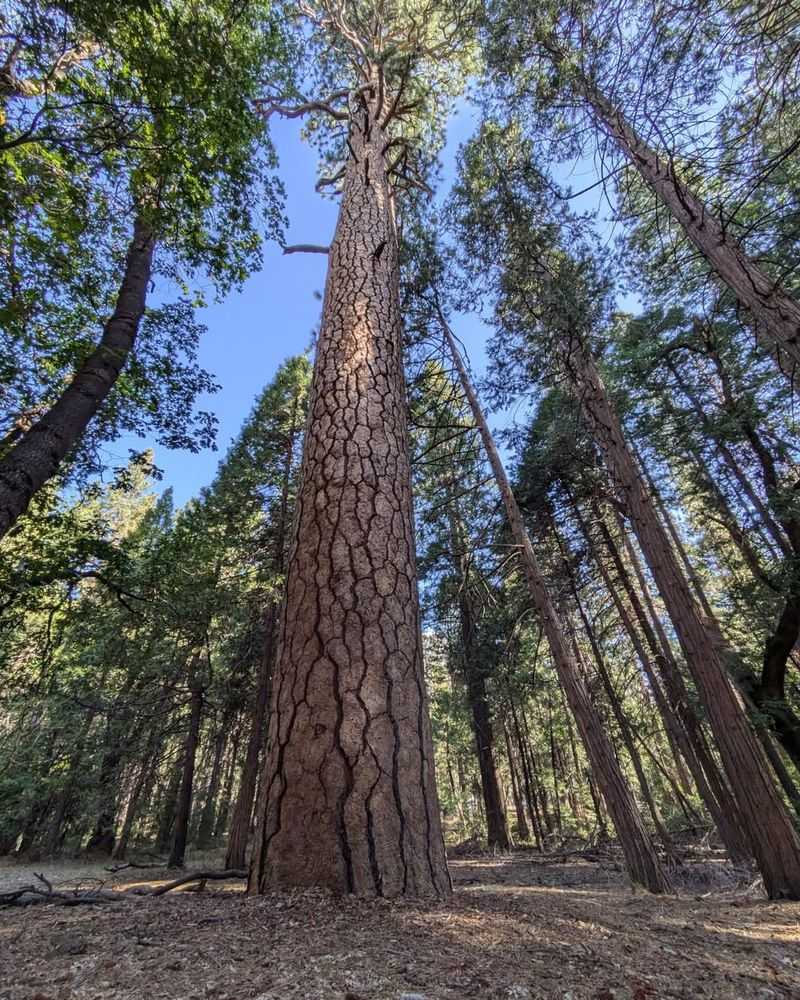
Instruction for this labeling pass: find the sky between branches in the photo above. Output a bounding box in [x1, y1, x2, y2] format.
[105, 98, 640, 506]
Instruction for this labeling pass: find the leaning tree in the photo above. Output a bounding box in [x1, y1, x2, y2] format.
[248, 0, 475, 898]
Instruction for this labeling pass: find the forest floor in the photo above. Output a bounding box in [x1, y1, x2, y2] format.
[0, 850, 798, 1000]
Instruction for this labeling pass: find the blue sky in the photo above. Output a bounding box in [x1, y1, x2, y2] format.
[105, 102, 629, 506]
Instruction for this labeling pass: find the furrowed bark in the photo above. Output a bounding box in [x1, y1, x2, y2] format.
[0, 217, 154, 541]
[248, 90, 450, 898]
[442, 321, 671, 893]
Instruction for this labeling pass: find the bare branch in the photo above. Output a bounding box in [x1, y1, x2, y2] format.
[283, 244, 330, 255]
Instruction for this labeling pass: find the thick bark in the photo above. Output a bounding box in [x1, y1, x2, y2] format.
[0, 217, 154, 541]
[566, 337, 800, 898]
[167, 675, 204, 869]
[579, 79, 800, 376]
[248, 94, 450, 898]
[442, 321, 670, 892]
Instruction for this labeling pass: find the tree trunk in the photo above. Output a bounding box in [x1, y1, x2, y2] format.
[503, 719, 530, 842]
[509, 695, 544, 849]
[585, 504, 753, 863]
[155, 756, 182, 856]
[225, 604, 278, 868]
[664, 357, 791, 559]
[578, 78, 800, 377]
[112, 743, 158, 861]
[213, 724, 241, 841]
[168, 674, 204, 868]
[447, 507, 510, 849]
[226, 380, 302, 869]
[570, 582, 673, 848]
[564, 335, 800, 898]
[442, 319, 670, 893]
[247, 91, 450, 898]
[84, 743, 123, 856]
[0, 217, 154, 540]
[194, 724, 227, 851]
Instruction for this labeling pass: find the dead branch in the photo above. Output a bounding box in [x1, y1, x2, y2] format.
[283, 244, 330, 255]
[147, 869, 247, 896]
[253, 95, 349, 122]
[316, 166, 347, 192]
[104, 859, 168, 874]
[0, 868, 248, 907]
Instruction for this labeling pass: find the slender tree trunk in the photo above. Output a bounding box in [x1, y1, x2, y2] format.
[578, 77, 800, 376]
[447, 507, 509, 849]
[444, 724, 468, 834]
[664, 358, 791, 559]
[0, 217, 154, 540]
[632, 453, 800, 775]
[213, 725, 241, 841]
[585, 504, 753, 863]
[84, 742, 123, 856]
[248, 91, 450, 898]
[509, 695, 544, 849]
[570, 585, 673, 848]
[503, 719, 530, 841]
[195, 724, 227, 850]
[168, 675, 204, 868]
[564, 335, 800, 897]
[226, 383, 303, 869]
[225, 606, 277, 868]
[679, 440, 778, 590]
[155, 756, 182, 855]
[112, 742, 158, 860]
[442, 319, 670, 892]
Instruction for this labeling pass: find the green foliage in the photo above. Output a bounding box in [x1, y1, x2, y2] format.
[0, 0, 290, 486]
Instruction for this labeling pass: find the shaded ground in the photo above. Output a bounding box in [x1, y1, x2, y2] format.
[1, 852, 798, 999]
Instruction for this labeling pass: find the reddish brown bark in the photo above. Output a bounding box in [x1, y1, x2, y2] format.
[578, 79, 800, 377]
[442, 320, 670, 892]
[586, 507, 754, 864]
[248, 91, 450, 898]
[564, 337, 800, 898]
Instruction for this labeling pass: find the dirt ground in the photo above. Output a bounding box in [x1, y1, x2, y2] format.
[0, 852, 798, 1000]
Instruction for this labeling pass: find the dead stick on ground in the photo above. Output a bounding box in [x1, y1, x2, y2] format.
[148, 869, 247, 896]
[0, 869, 248, 907]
